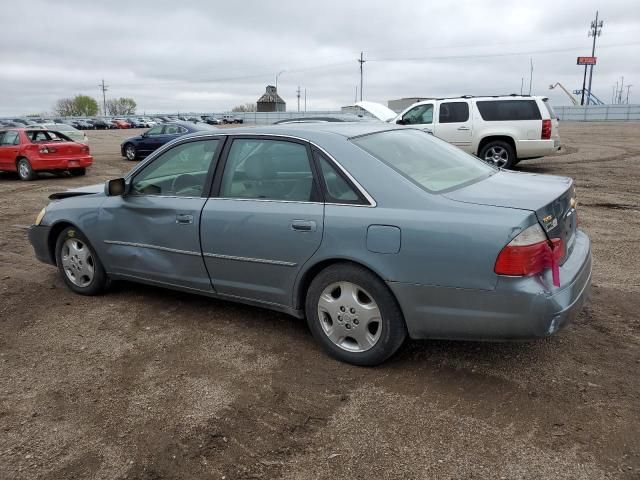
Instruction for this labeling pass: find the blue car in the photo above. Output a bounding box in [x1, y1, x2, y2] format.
[120, 121, 215, 161]
[28, 123, 591, 366]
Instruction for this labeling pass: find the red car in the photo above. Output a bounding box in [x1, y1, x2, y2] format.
[112, 119, 131, 129]
[0, 128, 92, 181]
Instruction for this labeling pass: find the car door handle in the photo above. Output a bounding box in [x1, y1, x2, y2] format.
[457, 126, 471, 131]
[176, 214, 194, 225]
[291, 220, 316, 232]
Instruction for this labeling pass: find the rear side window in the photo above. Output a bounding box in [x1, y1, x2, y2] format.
[0, 131, 19, 145]
[438, 102, 469, 123]
[476, 100, 542, 121]
[315, 152, 362, 203]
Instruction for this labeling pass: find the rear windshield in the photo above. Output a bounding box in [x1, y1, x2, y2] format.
[26, 130, 72, 143]
[351, 129, 495, 193]
[476, 100, 541, 121]
[542, 99, 557, 119]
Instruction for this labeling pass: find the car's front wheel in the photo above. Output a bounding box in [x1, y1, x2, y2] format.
[479, 140, 516, 169]
[305, 263, 407, 366]
[55, 227, 109, 295]
[124, 143, 137, 161]
[17, 158, 36, 181]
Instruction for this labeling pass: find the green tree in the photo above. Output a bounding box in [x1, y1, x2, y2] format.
[54, 95, 99, 116]
[106, 97, 137, 115]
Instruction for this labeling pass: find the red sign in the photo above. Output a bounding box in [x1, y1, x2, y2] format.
[577, 56, 597, 65]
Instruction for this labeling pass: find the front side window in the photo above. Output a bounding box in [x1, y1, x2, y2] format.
[351, 129, 494, 193]
[131, 139, 220, 197]
[220, 139, 315, 201]
[402, 104, 433, 125]
[438, 102, 470, 123]
[0, 131, 19, 146]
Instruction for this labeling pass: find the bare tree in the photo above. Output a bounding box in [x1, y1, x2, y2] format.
[232, 103, 257, 112]
[55, 98, 78, 116]
[106, 98, 137, 115]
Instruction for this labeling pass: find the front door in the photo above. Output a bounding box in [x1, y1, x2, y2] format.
[396, 103, 434, 133]
[200, 137, 324, 307]
[0, 130, 21, 171]
[433, 101, 473, 152]
[97, 138, 222, 291]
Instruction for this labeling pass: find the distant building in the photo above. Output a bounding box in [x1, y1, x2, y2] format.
[387, 97, 432, 113]
[257, 85, 286, 112]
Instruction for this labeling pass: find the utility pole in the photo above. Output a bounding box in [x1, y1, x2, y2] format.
[357, 51, 366, 102]
[528, 58, 533, 95]
[304, 88, 307, 113]
[98, 79, 108, 115]
[296, 86, 301, 112]
[355, 85, 358, 103]
[618, 76, 624, 104]
[585, 11, 603, 105]
[625, 85, 632, 104]
[520, 77, 524, 95]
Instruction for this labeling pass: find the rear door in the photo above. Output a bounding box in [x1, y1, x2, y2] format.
[433, 101, 473, 152]
[0, 130, 21, 170]
[98, 137, 223, 291]
[200, 136, 324, 307]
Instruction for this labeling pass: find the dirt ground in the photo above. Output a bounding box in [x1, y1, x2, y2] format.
[0, 122, 639, 480]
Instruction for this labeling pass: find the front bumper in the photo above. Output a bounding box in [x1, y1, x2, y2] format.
[389, 230, 592, 340]
[28, 225, 55, 265]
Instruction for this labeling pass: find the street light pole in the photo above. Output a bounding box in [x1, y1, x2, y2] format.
[275, 70, 285, 93]
[586, 11, 603, 105]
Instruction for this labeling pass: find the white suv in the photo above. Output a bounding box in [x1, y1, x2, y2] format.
[359, 96, 560, 168]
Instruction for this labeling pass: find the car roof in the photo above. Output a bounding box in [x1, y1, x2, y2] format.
[181, 121, 402, 141]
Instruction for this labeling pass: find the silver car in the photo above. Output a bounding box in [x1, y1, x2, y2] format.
[28, 124, 592, 365]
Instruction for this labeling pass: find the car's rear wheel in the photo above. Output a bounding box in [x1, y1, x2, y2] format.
[479, 140, 516, 169]
[124, 143, 137, 161]
[305, 263, 407, 366]
[55, 227, 109, 295]
[17, 158, 36, 181]
[70, 168, 86, 176]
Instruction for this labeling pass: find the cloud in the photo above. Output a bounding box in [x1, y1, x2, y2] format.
[0, 0, 638, 115]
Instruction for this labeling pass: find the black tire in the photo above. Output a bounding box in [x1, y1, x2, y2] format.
[55, 226, 109, 296]
[479, 140, 516, 169]
[305, 263, 407, 366]
[124, 143, 137, 161]
[70, 168, 86, 176]
[17, 158, 36, 181]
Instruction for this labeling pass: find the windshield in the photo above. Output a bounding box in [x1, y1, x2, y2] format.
[351, 129, 495, 193]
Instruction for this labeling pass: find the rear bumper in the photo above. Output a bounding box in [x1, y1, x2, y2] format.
[389, 230, 592, 340]
[516, 139, 558, 159]
[28, 225, 55, 265]
[32, 155, 93, 171]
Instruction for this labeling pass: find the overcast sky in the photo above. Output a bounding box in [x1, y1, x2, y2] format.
[0, 0, 638, 115]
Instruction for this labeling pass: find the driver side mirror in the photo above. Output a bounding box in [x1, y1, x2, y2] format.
[396, 119, 407, 125]
[105, 178, 128, 196]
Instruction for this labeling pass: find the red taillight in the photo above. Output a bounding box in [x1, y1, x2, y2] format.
[39, 146, 57, 154]
[495, 224, 563, 278]
[541, 119, 552, 140]
[82, 145, 90, 153]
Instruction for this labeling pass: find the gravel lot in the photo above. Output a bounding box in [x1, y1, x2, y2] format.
[1, 122, 639, 479]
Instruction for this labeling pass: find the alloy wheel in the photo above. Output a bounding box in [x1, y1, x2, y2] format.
[484, 146, 509, 167]
[317, 281, 382, 352]
[61, 238, 95, 287]
[125, 145, 136, 160]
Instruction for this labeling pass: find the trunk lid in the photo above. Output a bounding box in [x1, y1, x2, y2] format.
[42, 141, 87, 158]
[444, 171, 578, 262]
